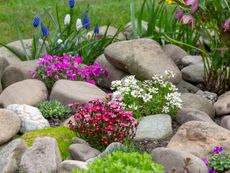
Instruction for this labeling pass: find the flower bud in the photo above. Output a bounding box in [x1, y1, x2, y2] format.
[64, 14, 71, 25]
[76, 18, 83, 31]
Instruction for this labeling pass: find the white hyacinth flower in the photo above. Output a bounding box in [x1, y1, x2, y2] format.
[76, 18, 82, 31]
[86, 32, 93, 39]
[64, 14, 71, 25]
[57, 39, 63, 44]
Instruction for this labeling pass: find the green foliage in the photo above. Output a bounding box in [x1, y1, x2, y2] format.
[73, 151, 164, 173]
[37, 100, 71, 119]
[20, 126, 76, 160]
[0, 1, 119, 64]
[209, 152, 230, 172]
[129, 0, 199, 52]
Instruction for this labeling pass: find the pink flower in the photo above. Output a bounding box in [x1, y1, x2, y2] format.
[54, 75, 59, 80]
[175, 9, 184, 20]
[184, 0, 199, 13]
[86, 79, 96, 85]
[223, 18, 230, 31]
[181, 14, 195, 28]
[75, 56, 83, 64]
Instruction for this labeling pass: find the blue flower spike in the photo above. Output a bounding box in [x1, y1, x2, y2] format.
[94, 24, 99, 34]
[69, 0, 75, 8]
[41, 23, 50, 37]
[33, 16, 40, 28]
[82, 14, 91, 30]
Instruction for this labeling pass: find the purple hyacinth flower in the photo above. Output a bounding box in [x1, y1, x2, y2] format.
[69, 0, 75, 8]
[41, 23, 49, 37]
[93, 24, 99, 34]
[223, 18, 230, 31]
[175, 9, 184, 20]
[185, 0, 199, 12]
[82, 14, 91, 30]
[33, 16, 40, 28]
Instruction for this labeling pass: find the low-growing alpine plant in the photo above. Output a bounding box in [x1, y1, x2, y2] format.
[32, 54, 108, 89]
[203, 146, 230, 173]
[110, 71, 182, 118]
[68, 99, 138, 151]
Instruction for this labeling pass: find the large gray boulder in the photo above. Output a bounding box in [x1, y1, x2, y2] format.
[0, 109, 21, 145]
[162, 44, 188, 67]
[95, 54, 128, 89]
[0, 139, 27, 173]
[50, 80, 106, 105]
[2, 60, 38, 89]
[134, 114, 172, 141]
[104, 38, 182, 84]
[182, 64, 204, 83]
[0, 39, 45, 65]
[176, 108, 214, 125]
[151, 147, 208, 173]
[167, 121, 230, 158]
[20, 137, 62, 173]
[7, 104, 50, 133]
[181, 93, 215, 118]
[0, 79, 48, 107]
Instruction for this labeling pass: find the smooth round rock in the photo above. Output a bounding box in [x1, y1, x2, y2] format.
[151, 147, 208, 173]
[134, 114, 172, 141]
[181, 93, 215, 118]
[95, 54, 128, 89]
[50, 80, 106, 105]
[0, 79, 48, 108]
[2, 60, 38, 89]
[0, 109, 21, 145]
[104, 38, 182, 84]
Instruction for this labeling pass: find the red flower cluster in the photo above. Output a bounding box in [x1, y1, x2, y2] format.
[68, 99, 138, 149]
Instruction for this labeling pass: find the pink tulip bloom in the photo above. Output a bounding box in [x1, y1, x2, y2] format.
[223, 18, 230, 31]
[181, 14, 195, 28]
[185, 0, 199, 12]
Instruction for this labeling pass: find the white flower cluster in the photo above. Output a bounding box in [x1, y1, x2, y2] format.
[111, 71, 182, 116]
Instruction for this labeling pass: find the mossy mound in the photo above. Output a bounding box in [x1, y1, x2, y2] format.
[20, 126, 76, 160]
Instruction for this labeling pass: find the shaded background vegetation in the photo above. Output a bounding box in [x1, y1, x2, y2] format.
[0, 0, 142, 43]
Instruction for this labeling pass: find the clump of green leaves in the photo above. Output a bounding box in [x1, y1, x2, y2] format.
[203, 146, 230, 173]
[73, 150, 164, 173]
[37, 100, 71, 119]
[20, 126, 76, 160]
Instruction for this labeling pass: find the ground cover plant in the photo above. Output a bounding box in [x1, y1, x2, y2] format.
[110, 71, 182, 118]
[203, 146, 230, 173]
[33, 54, 108, 89]
[37, 100, 71, 119]
[73, 150, 164, 173]
[20, 126, 76, 160]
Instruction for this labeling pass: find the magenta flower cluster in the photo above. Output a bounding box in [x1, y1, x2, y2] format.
[32, 54, 108, 88]
[68, 99, 138, 149]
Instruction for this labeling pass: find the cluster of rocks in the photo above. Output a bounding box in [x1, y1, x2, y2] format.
[1, 37, 230, 172]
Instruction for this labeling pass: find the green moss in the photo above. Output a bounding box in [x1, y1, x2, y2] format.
[20, 126, 76, 160]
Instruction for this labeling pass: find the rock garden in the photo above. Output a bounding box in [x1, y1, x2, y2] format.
[0, 0, 230, 173]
